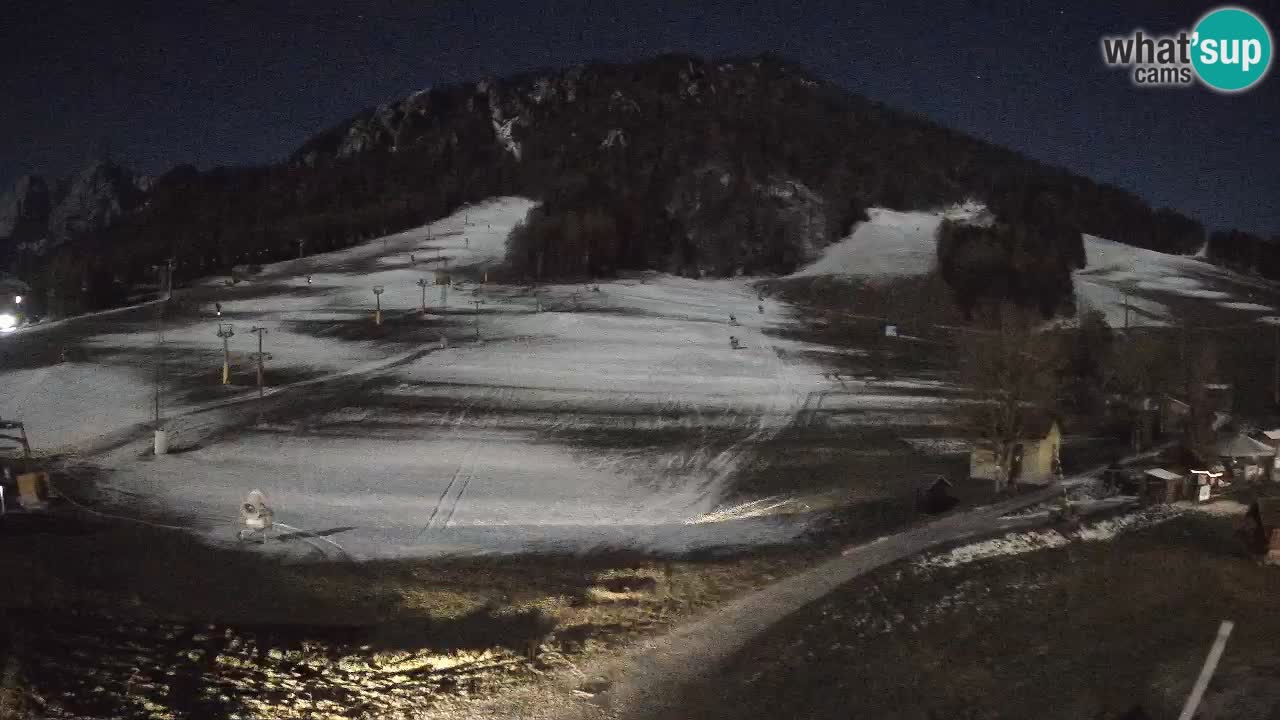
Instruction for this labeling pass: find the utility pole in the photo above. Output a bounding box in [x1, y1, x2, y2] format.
[249, 327, 271, 399]
[1123, 289, 1130, 334]
[372, 286, 384, 326]
[535, 250, 544, 313]
[217, 323, 235, 385]
[417, 278, 429, 313]
[152, 264, 169, 428]
[152, 262, 170, 455]
[472, 298, 483, 341]
[1273, 323, 1279, 407]
[297, 238, 306, 260]
[154, 297, 163, 427]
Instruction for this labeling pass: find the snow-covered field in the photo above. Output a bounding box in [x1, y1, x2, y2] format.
[1, 197, 975, 558]
[1074, 234, 1279, 327]
[791, 202, 1278, 329]
[791, 201, 991, 279]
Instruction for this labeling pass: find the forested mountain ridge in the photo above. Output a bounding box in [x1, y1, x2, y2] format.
[2, 53, 1226, 318]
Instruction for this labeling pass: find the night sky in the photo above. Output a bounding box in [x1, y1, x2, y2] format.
[2, 0, 1278, 235]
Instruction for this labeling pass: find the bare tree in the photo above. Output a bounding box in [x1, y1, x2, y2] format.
[958, 303, 1063, 492]
[1181, 338, 1219, 463]
[1104, 330, 1170, 452]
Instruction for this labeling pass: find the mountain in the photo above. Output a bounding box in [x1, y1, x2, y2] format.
[46, 161, 145, 243]
[0, 175, 53, 245]
[0, 161, 146, 251]
[10, 53, 1214, 317]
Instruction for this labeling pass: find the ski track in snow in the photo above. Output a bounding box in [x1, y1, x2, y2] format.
[0, 197, 974, 558]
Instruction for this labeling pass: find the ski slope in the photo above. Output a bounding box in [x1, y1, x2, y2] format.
[792, 203, 1277, 328]
[791, 202, 991, 279]
[0, 196, 994, 557]
[1074, 234, 1277, 327]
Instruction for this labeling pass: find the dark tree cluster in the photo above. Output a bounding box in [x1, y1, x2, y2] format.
[8, 53, 1212, 318]
[936, 212, 1082, 319]
[1207, 229, 1280, 278]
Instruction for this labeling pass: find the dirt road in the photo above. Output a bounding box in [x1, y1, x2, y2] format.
[554, 482, 1071, 720]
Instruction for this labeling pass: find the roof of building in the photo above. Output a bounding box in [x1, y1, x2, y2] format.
[1263, 430, 1280, 441]
[1216, 433, 1276, 458]
[1144, 468, 1182, 482]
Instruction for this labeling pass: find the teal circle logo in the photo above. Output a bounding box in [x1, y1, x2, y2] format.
[1192, 6, 1273, 92]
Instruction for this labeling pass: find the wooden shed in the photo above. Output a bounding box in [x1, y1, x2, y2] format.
[970, 415, 1062, 487]
[1140, 468, 1187, 504]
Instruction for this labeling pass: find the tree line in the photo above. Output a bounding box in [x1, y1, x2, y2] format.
[9, 52, 1214, 319]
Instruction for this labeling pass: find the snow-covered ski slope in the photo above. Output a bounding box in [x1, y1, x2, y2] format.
[791, 202, 991, 279]
[3, 196, 980, 558]
[793, 203, 1280, 328]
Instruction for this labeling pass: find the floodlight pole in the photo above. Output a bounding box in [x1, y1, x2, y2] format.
[373, 286, 385, 326]
[417, 278, 429, 313]
[1273, 324, 1279, 407]
[1123, 289, 1130, 333]
[249, 327, 270, 399]
[152, 263, 169, 429]
[217, 323, 235, 385]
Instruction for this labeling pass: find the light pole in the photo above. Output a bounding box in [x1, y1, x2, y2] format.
[417, 278, 429, 314]
[373, 286, 385, 325]
[472, 298, 483, 341]
[217, 323, 235, 385]
[297, 238, 306, 260]
[152, 263, 170, 455]
[249, 327, 271, 399]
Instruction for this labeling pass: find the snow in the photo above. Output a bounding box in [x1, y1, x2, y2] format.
[916, 505, 1180, 569]
[0, 198, 535, 453]
[1074, 233, 1278, 328]
[1219, 301, 1274, 312]
[0, 364, 155, 449]
[900, 437, 971, 455]
[791, 209, 938, 278]
[0, 195, 1013, 558]
[790, 201, 1276, 332]
[791, 201, 992, 279]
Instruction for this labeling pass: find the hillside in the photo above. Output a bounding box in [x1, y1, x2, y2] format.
[6, 53, 1209, 320]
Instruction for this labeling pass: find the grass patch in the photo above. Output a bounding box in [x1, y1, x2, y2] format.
[0, 507, 819, 719]
[661, 511, 1280, 720]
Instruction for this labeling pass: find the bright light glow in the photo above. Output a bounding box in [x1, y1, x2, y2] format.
[13, 295, 21, 304]
[0, 313, 15, 332]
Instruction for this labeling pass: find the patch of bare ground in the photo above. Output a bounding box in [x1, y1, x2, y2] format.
[0, 510, 818, 719]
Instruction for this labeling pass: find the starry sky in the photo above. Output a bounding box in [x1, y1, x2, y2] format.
[2, 0, 1278, 236]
